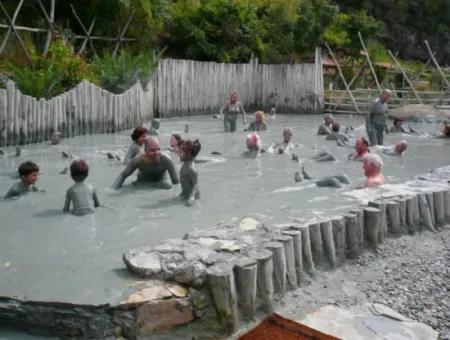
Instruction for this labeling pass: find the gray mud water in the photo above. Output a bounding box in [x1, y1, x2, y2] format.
[0, 114, 449, 308]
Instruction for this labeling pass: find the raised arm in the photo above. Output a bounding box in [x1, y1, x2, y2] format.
[112, 158, 139, 189]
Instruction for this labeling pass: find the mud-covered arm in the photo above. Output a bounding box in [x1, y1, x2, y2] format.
[63, 190, 71, 212]
[239, 102, 247, 124]
[187, 168, 199, 202]
[164, 156, 179, 185]
[93, 188, 100, 208]
[123, 144, 139, 164]
[112, 159, 138, 189]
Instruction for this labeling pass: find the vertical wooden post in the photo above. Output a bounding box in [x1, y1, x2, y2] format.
[273, 235, 297, 289]
[233, 257, 257, 321]
[320, 220, 336, 267]
[282, 230, 303, 285]
[0, 89, 6, 147]
[248, 249, 274, 313]
[344, 213, 362, 258]
[207, 264, 239, 334]
[264, 241, 287, 296]
[364, 207, 381, 248]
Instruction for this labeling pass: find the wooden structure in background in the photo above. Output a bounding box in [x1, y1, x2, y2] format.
[324, 34, 450, 115]
[0, 52, 324, 147]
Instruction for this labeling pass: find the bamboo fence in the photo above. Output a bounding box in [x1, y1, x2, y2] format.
[0, 52, 324, 147]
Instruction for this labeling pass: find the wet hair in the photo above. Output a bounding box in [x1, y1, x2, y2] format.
[359, 137, 369, 148]
[144, 136, 160, 153]
[246, 132, 262, 150]
[171, 133, 182, 144]
[131, 126, 148, 141]
[179, 139, 201, 158]
[283, 127, 293, 135]
[331, 122, 340, 132]
[393, 117, 404, 126]
[255, 111, 265, 121]
[395, 140, 408, 154]
[365, 154, 383, 169]
[18, 161, 39, 178]
[70, 160, 89, 182]
[324, 113, 334, 121]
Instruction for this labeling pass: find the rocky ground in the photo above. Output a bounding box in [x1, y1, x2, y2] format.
[277, 225, 450, 339]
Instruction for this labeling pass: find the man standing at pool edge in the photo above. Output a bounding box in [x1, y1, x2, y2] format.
[366, 89, 391, 146]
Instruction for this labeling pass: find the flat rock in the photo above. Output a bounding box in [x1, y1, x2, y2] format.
[121, 285, 172, 305]
[136, 298, 194, 334]
[239, 217, 260, 231]
[123, 248, 161, 277]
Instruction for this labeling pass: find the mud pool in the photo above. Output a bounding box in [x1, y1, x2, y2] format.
[0, 114, 449, 305]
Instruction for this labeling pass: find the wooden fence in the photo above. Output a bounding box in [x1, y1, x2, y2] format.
[0, 52, 324, 147]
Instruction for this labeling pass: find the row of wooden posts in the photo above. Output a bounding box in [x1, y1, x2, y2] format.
[207, 188, 450, 333]
[0, 54, 324, 147]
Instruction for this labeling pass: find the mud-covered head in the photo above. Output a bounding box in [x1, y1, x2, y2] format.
[229, 91, 238, 103]
[131, 126, 148, 144]
[355, 137, 369, 155]
[283, 127, 293, 143]
[255, 111, 265, 123]
[179, 139, 201, 161]
[363, 154, 383, 177]
[50, 131, 64, 145]
[70, 160, 89, 182]
[324, 113, 334, 125]
[331, 122, 340, 132]
[151, 119, 160, 129]
[18, 161, 39, 185]
[393, 117, 404, 127]
[394, 140, 408, 155]
[144, 136, 161, 162]
[246, 132, 262, 151]
[380, 89, 392, 103]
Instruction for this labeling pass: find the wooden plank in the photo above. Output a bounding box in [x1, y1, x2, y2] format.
[0, 89, 7, 146]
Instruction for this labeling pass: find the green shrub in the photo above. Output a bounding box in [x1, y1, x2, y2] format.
[91, 50, 161, 93]
[8, 62, 63, 99]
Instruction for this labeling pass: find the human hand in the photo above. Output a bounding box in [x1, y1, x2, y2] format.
[185, 198, 194, 207]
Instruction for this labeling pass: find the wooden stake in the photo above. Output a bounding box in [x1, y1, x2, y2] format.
[282, 230, 303, 285]
[274, 235, 297, 290]
[320, 220, 336, 267]
[331, 216, 346, 262]
[364, 207, 381, 248]
[207, 263, 239, 334]
[344, 213, 362, 258]
[248, 249, 274, 313]
[418, 193, 435, 231]
[308, 222, 324, 266]
[264, 242, 287, 296]
[385, 200, 401, 235]
[233, 257, 257, 321]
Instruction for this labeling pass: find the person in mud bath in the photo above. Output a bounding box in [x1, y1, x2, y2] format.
[268, 127, 296, 154]
[242, 132, 263, 158]
[113, 136, 179, 189]
[376, 140, 408, 156]
[317, 113, 335, 135]
[390, 117, 407, 133]
[325, 122, 349, 142]
[366, 89, 391, 145]
[348, 137, 370, 161]
[49, 131, 64, 145]
[362, 153, 385, 188]
[248, 111, 268, 131]
[63, 160, 100, 216]
[149, 118, 160, 136]
[123, 126, 148, 164]
[4, 161, 40, 199]
[178, 139, 201, 206]
[220, 91, 247, 132]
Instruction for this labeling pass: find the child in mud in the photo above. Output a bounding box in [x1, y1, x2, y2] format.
[113, 136, 179, 189]
[49, 131, 64, 145]
[390, 117, 407, 133]
[248, 111, 268, 131]
[325, 122, 349, 142]
[178, 139, 201, 206]
[242, 132, 262, 158]
[123, 127, 148, 164]
[362, 154, 385, 188]
[149, 118, 160, 136]
[4, 161, 40, 199]
[63, 160, 100, 216]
